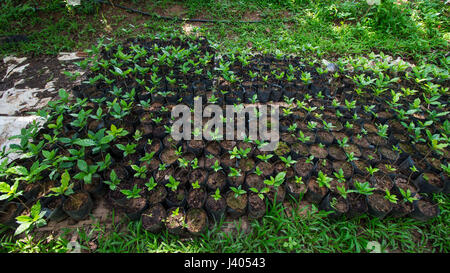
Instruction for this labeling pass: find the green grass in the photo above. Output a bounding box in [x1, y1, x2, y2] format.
[2, 193, 448, 253]
[1, 0, 448, 65]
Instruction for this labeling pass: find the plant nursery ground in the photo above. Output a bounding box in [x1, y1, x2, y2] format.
[0, 0, 449, 253]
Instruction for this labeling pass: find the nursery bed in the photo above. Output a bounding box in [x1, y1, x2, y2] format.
[0, 36, 448, 239]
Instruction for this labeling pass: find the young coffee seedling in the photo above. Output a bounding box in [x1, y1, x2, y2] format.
[104, 170, 121, 191]
[353, 180, 375, 195]
[230, 186, 247, 198]
[15, 200, 46, 236]
[366, 166, 379, 176]
[399, 188, 418, 203]
[264, 172, 286, 187]
[120, 184, 142, 199]
[192, 180, 201, 189]
[279, 155, 297, 168]
[166, 176, 180, 192]
[249, 187, 270, 200]
[48, 171, 74, 197]
[0, 180, 23, 201]
[384, 189, 398, 204]
[131, 165, 148, 179]
[145, 177, 158, 192]
[212, 160, 223, 172]
[212, 188, 222, 201]
[74, 160, 99, 184]
[317, 171, 332, 189]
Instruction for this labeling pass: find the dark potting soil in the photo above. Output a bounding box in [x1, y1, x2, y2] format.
[348, 193, 367, 213]
[293, 159, 314, 177]
[220, 153, 237, 168]
[343, 144, 361, 158]
[328, 145, 346, 161]
[333, 131, 347, 142]
[204, 155, 219, 169]
[248, 193, 265, 211]
[332, 161, 353, 177]
[329, 179, 347, 193]
[205, 142, 221, 156]
[267, 183, 286, 203]
[47, 198, 62, 210]
[147, 185, 167, 204]
[147, 140, 162, 154]
[379, 146, 399, 161]
[332, 195, 348, 213]
[417, 200, 438, 216]
[353, 160, 368, 175]
[186, 208, 208, 233]
[363, 123, 378, 134]
[371, 174, 393, 191]
[286, 179, 307, 195]
[142, 158, 161, 172]
[317, 130, 334, 144]
[226, 192, 247, 210]
[142, 204, 166, 229]
[291, 142, 309, 156]
[64, 192, 88, 211]
[189, 169, 208, 185]
[187, 188, 207, 208]
[392, 200, 413, 215]
[125, 197, 147, 214]
[167, 188, 186, 204]
[274, 161, 286, 174]
[239, 158, 255, 172]
[426, 157, 442, 172]
[0, 203, 17, 222]
[352, 136, 371, 149]
[316, 159, 334, 176]
[188, 140, 204, 149]
[174, 168, 190, 185]
[310, 144, 328, 159]
[220, 140, 236, 151]
[392, 133, 409, 143]
[83, 179, 102, 193]
[166, 208, 185, 230]
[424, 173, 444, 188]
[395, 178, 418, 194]
[256, 161, 274, 177]
[160, 148, 179, 165]
[207, 171, 226, 190]
[205, 195, 226, 212]
[245, 173, 264, 190]
[367, 192, 391, 212]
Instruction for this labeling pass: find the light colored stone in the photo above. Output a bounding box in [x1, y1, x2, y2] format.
[3, 63, 29, 81]
[0, 115, 42, 161]
[0, 87, 45, 115]
[58, 52, 85, 62]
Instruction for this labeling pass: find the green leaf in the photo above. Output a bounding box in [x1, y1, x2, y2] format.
[14, 222, 32, 236]
[84, 173, 93, 184]
[73, 139, 96, 147]
[9, 166, 28, 176]
[30, 200, 41, 219]
[77, 160, 88, 172]
[58, 137, 72, 144]
[0, 182, 10, 193]
[15, 215, 32, 223]
[58, 89, 69, 101]
[275, 172, 286, 182]
[61, 171, 70, 187]
[0, 194, 10, 201]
